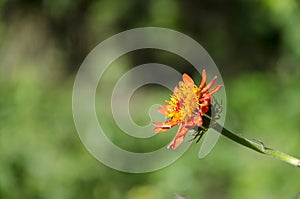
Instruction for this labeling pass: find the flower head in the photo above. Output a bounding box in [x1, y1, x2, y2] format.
[153, 70, 222, 149]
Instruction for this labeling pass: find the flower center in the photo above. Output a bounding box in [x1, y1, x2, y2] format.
[168, 80, 199, 122]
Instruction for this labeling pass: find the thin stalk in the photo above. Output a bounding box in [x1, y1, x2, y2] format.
[204, 115, 300, 167]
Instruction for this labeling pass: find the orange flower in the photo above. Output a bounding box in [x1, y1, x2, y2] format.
[153, 70, 222, 149]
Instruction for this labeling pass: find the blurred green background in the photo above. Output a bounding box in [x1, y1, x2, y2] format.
[1, 0, 300, 198]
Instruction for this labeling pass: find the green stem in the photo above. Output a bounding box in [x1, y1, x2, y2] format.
[205, 115, 300, 167]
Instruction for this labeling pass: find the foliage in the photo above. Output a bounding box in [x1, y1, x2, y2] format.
[0, 0, 300, 198]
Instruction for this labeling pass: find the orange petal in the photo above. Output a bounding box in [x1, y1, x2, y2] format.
[200, 105, 209, 115]
[153, 122, 164, 127]
[199, 69, 207, 90]
[206, 85, 222, 96]
[182, 73, 195, 87]
[153, 120, 178, 133]
[153, 121, 172, 133]
[185, 117, 198, 129]
[197, 115, 203, 126]
[188, 114, 203, 127]
[201, 76, 217, 93]
[168, 136, 184, 149]
[153, 121, 172, 128]
[168, 124, 189, 149]
[177, 123, 189, 137]
[158, 105, 170, 116]
[154, 127, 169, 133]
[173, 86, 179, 95]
